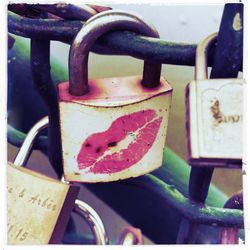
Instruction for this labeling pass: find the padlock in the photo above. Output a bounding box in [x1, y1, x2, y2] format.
[7, 117, 80, 244]
[57, 10, 173, 183]
[185, 32, 245, 167]
[7, 117, 109, 245]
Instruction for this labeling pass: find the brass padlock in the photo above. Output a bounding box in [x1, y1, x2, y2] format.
[57, 10, 173, 182]
[7, 117, 80, 244]
[186, 32, 245, 167]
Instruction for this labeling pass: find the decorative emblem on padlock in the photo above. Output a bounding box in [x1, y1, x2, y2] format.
[185, 32, 245, 167]
[57, 11, 173, 182]
[7, 117, 80, 244]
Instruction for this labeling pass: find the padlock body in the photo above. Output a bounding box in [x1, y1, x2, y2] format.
[58, 75, 173, 182]
[7, 163, 79, 244]
[186, 78, 244, 167]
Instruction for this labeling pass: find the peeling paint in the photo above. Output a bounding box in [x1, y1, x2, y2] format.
[232, 13, 242, 31]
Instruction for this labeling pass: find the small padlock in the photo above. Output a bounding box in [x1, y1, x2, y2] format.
[7, 117, 80, 244]
[185, 32, 245, 167]
[57, 10, 173, 183]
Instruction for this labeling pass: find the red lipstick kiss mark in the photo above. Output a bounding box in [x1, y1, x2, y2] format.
[77, 109, 163, 174]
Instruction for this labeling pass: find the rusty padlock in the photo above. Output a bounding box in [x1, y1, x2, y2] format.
[57, 10, 173, 183]
[185, 32, 245, 168]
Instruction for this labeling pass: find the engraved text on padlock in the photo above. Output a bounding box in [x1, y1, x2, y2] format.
[7, 118, 79, 244]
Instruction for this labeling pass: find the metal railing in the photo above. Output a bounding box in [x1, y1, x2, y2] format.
[7, 3, 244, 244]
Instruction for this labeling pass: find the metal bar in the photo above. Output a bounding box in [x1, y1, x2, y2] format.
[33, 3, 98, 20]
[7, 124, 47, 149]
[7, 123, 244, 229]
[210, 3, 243, 78]
[8, 11, 218, 67]
[124, 174, 244, 228]
[7, 3, 110, 19]
[220, 191, 243, 244]
[30, 38, 63, 177]
[8, 11, 81, 42]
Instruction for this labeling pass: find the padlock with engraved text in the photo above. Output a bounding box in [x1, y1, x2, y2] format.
[7, 117, 108, 245]
[7, 117, 79, 244]
[57, 10, 173, 182]
[185, 33, 245, 168]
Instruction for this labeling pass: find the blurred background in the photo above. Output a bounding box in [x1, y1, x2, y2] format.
[8, 3, 243, 244]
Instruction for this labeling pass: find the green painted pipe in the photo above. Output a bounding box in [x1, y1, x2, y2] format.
[153, 147, 228, 207]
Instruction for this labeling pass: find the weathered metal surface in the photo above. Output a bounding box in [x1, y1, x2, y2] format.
[210, 3, 243, 78]
[187, 32, 243, 168]
[30, 38, 63, 177]
[187, 77, 244, 168]
[58, 76, 172, 182]
[8, 11, 212, 67]
[124, 174, 244, 228]
[7, 163, 79, 244]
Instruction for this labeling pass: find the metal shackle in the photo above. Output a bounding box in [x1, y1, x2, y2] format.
[195, 32, 218, 81]
[74, 200, 108, 245]
[14, 116, 49, 166]
[69, 10, 161, 96]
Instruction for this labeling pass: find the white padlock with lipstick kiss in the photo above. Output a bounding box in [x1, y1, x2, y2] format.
[57, 10, 173, 183]
[185, 32, 245, 168]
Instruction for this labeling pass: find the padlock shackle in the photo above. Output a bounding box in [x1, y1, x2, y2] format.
[14, 116, 48, 166]
[195, 32, 218, 81]
[69, 10, 161, 96]
[74, 199, 108, 245]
